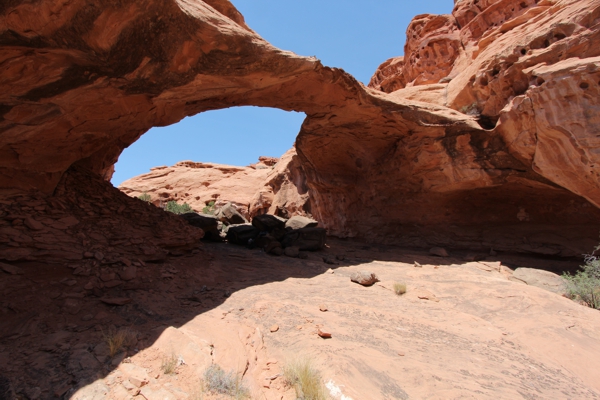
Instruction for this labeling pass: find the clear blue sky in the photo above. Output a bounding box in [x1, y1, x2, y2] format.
[111, 1, 453, 186]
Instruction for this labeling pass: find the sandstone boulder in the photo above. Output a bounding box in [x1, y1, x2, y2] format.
[225, 224, 260, 246]
[430, 247, 449, 257]
[252, 214, 286, 232]
[285, 215, 318, 230]
[350, 271, 380, 286]
[511, 268, 567, 295]
[284, 246, 300, 258]
[281, 228, 326, 251]
[216, 203, 247, 226]
[179, 213, 220, 241]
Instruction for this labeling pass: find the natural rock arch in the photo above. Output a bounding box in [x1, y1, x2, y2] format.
[1, 0, 600, 259]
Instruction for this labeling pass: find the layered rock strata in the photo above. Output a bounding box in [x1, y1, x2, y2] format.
[1, 0, 599, 261]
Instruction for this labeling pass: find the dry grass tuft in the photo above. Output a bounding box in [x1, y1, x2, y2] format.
[203, 364, 249, 399]
[393, 282, 407, 296]
[283, 357, 328, 400]
[102, 327, 136, 358]
[161, 352, 178, 375]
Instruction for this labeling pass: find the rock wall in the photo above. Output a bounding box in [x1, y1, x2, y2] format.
[1, 0, 600, 261]
[0, 167, 203, 263]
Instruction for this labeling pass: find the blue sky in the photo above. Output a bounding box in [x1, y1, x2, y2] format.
[111, 1, 453, 186]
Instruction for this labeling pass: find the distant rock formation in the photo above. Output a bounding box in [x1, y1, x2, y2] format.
[119, 148, 312, 220]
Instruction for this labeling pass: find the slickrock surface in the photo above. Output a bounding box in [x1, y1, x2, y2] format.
[1, 240, 599, 399]
[119, 148, 312, 219]
[1, 0, 599, 257]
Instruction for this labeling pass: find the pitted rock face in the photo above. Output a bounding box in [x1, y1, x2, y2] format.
[369, 13, 461, 91]
[1, 0, 600, 261]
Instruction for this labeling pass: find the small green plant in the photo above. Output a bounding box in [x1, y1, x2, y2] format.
[102, 327, 136, 358]
[283, 357, 328, 400]
[202, 200, 216, 215]
[393, 282, 407, 296]
[161, 352, 178, 375]
[203, 364, 249, 399]
[460, 102, 480, 116]
[563, 245, 600, 309]
[165, 200, 194, 215]
[138, 192, 151, 203]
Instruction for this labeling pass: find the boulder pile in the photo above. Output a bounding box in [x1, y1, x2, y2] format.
[179, 209, 325, 257]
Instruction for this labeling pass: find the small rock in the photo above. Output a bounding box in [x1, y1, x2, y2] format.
[103, 280, 123, 288]
[269, 246, 284, 256]
[265, 240, 282, 255]
[322, 256, 337, 265]
[429, 247, 449, 257]
[24, 386, 41, 399]
[100, 297, 132, 306]
[118, 266, 137, 281]
[94, 252, 104, 261]
[111, 352, 127, 366]
[284, 246, 300, 258]
[270, 325, 279, 333]
[350, 271, 379, 286]
[0, 262, 24, 275]
[317, 329, 332, 339]
[24, 217, 44, 230]
[397, 352, 405, 357]
[416, 290, 440, 302]
[100, 271, 116, 282]
[83, 281, 95, 290]
[464, 253, 481, 262]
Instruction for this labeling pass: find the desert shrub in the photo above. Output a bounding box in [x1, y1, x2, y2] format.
[102, 327, 136, 358]
[563, 246, 600, 309]
[460, 102, 480, 116]
[161, 352, 178, 375]
[393, 282, 407, 296]
[203, 364, 249, 399]
[138, 192, 151, 203]
[165, 200, 193, 215]
[202, 200, 216, 215]
[283, 357, 328, 400]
